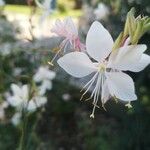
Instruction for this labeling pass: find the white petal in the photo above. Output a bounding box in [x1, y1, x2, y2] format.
[28, 100, 37, 112]
[11, 112, 21, 126]
[106, 72, 137, 101]
[86, 21, 114, 62]
[28, 96, 47, 112]
[22, 85, 29, 101]
[64, 17, 78, 37]
[45, 70, 56, 80]
[11, 84, 22, 96]
[7, 96, 23, 107]
[128, 54, 150, 72]
[57, 52, 97, 78]
[108, 44, 147, 71]
[35, 96, 47, 106]
[39, 80, 52, 95]
[33, 72, 42, 82]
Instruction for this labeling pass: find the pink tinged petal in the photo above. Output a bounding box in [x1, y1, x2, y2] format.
[86, 21, 114, 62]
[101, 81, 110, 104]
[51, 19, 66, 36]
[108, 44, 147, 71]
[57, 52, 97, 78]
[128, 54, 150, 72]
[106, 72, 137, 101]
[64, 17, 78, 37]
[123, 37, 131, 46]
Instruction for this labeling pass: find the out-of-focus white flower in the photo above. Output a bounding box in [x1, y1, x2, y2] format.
[28, 96, 47, 112]
[33, 66, 56, 95]
[13, 67, 23, 76]
[35, 0, 53, 23]
[6, 84, 47, 112]
[51, 17, 85, 52]
[62, 93, 71, 102]
[11, 112, 21, 126]
[7, 84, 29, 109]
[0, 43, 11, 56]
[49, 17, 85, 65]
[0, 101, 8, 120]
[58, 21, 150, 118]
[94, 3, 109, 20]
[0, 0, 5, 6]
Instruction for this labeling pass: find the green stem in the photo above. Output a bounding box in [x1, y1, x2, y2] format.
[18, 109, 28, 150]
[26, 111, 42, 149]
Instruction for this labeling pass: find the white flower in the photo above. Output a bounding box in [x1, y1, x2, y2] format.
[7, 84, 47, 112]
[27, 96, 47, 112]
[35, 0, 53, 23]
[0, 43, 11, 56]
[13, 67, 22, 76]
[94, 3, 109, 20]
[50, 17, 85, 65]
[57, 21, 150, 118]
[33, 66, 56, 95]
[7, 84, 29, 109]
[51, 17, 85, 51]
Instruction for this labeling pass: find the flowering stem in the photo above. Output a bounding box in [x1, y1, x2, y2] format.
[26, 110, 42, 149]
[18, 109, 28, 150]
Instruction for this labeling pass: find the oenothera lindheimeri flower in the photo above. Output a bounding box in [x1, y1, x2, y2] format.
[57, 21, 150, 118]
[49, 17, 85, 65]
[33, 66, 56, 95]
[6, 84, 47, 112]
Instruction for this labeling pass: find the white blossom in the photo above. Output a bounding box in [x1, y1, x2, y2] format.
[94, 3, 109, 20]
[49, 17, 85, 65]
[6, 84, 47, 112]
[51, 17, 85, 52]
[57, 21, 150, 118]
[33, 66, 56, 95]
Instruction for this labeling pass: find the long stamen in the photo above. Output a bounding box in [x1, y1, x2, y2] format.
[90, 74, 101, 100]
[48, 39, 68, 66]
[90, 104, 96, 119]
[90, 74, 102, 118]
[80, 74, 97, 100]
[80, 72, 98, 92]
[80, 73, 99, 101]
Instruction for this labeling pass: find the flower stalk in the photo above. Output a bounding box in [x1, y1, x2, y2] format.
[18, 109, 28, 150]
